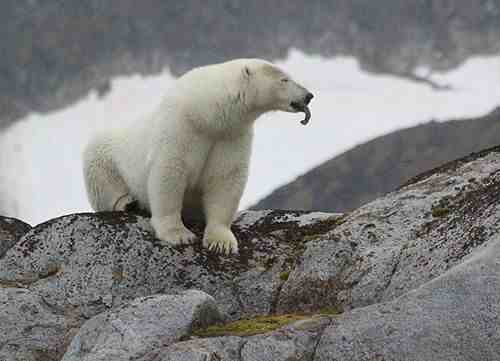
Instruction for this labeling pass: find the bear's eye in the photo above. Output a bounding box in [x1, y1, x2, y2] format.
[281, 78, 289, 83]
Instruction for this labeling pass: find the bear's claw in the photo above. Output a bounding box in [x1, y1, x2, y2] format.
[203, 226, 239, 255]
[206, 239, 239, 255]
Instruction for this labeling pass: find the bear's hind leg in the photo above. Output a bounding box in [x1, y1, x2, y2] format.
[83, 137, 134, 212]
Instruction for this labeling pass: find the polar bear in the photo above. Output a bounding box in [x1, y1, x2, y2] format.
[83, 58, 313, 254]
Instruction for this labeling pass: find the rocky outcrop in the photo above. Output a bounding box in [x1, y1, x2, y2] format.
[0, 215, 30, 258]
[276, 145, 500, 314]
[0, 210, 339, 321]
[156, 316, 331, 361]
[0, 287, 78, 361]
[315, 239, 500, 361]
[1, 145, 500, 360]
[62, 290, 222, 361]
[1, 0, 500, 128]
[161, 232, 500, 361]
[254, 106, 500, 213]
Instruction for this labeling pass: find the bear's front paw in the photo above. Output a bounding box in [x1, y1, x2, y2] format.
[156, 226, 197, 246]
[151, 217, 197, 246]
[203, 226, 239, 255]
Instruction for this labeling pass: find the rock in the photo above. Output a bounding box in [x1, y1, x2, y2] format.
[315, 236, 500, 361]
[62, 290, 223, 361]
[154, 315, 330, 361]
[154, 337, 244, 361]
[0, 210, 341, 321]
[0, 215, 31, 258]
[238, 316, 330, 361]
[0, 287, 78, 361]
[277, 147, 500, 314]
[1, 146, 500, 360]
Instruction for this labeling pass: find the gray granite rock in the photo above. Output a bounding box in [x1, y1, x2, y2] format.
[0, 210, 340, 321]
[0, 215, 31, 258]
[278, 149, 500, 314]
[239, 316, 331, 361]
[62, 290, 222, 361]
[154, 315, 331, 361]
[315, 235, 500, 361]
[1, 147, 500, 361]
[0, 287, 78, 361]
[146, 336, 244, 361]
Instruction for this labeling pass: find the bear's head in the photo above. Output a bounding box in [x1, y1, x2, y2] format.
[242, 59, 314, 124]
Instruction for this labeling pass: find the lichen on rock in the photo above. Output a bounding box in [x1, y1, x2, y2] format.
[1, 146, 500, 360]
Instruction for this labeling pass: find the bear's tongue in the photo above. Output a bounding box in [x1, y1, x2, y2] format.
[300, 106, 311, 125]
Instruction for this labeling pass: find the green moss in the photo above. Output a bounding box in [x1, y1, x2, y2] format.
[318, 306, 342, 315]
[431, 206, 450, 218]
[192, 314, 310, 338]
[317, 216, 346, 232]
[279, 271, 290, 281]
[193, 307, 343, 338]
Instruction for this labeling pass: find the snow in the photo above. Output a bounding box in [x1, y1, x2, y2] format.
[1, 50, 500, 225]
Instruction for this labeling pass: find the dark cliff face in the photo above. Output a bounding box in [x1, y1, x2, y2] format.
[252, 107, 500, 212]
[1, 0, 500, 128]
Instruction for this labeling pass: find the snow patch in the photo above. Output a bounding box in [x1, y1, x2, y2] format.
[1, 51, 500, 225]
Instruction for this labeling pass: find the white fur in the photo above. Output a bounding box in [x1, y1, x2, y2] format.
[83, 58, 311, 254]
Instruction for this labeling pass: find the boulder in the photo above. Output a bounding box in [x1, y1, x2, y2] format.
[155, 315, 331, 361]
[62, 290, 222, 361]
[315, 235, 500, 360]
[154, 336, 244, 361]
[0, 287, 78, 361]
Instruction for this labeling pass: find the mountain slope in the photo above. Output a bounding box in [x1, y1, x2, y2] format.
[252, 107, 500, 212]
[1, 0, 500, 128]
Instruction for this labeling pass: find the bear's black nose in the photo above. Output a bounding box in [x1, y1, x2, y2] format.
[305, 92, 314, 105]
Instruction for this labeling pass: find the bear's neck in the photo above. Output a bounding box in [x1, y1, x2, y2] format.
[186, 86, 263, 139]
[193, 108, 258, 140]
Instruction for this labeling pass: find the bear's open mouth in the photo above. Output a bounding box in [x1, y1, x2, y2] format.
[290, 101, 311, 125]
